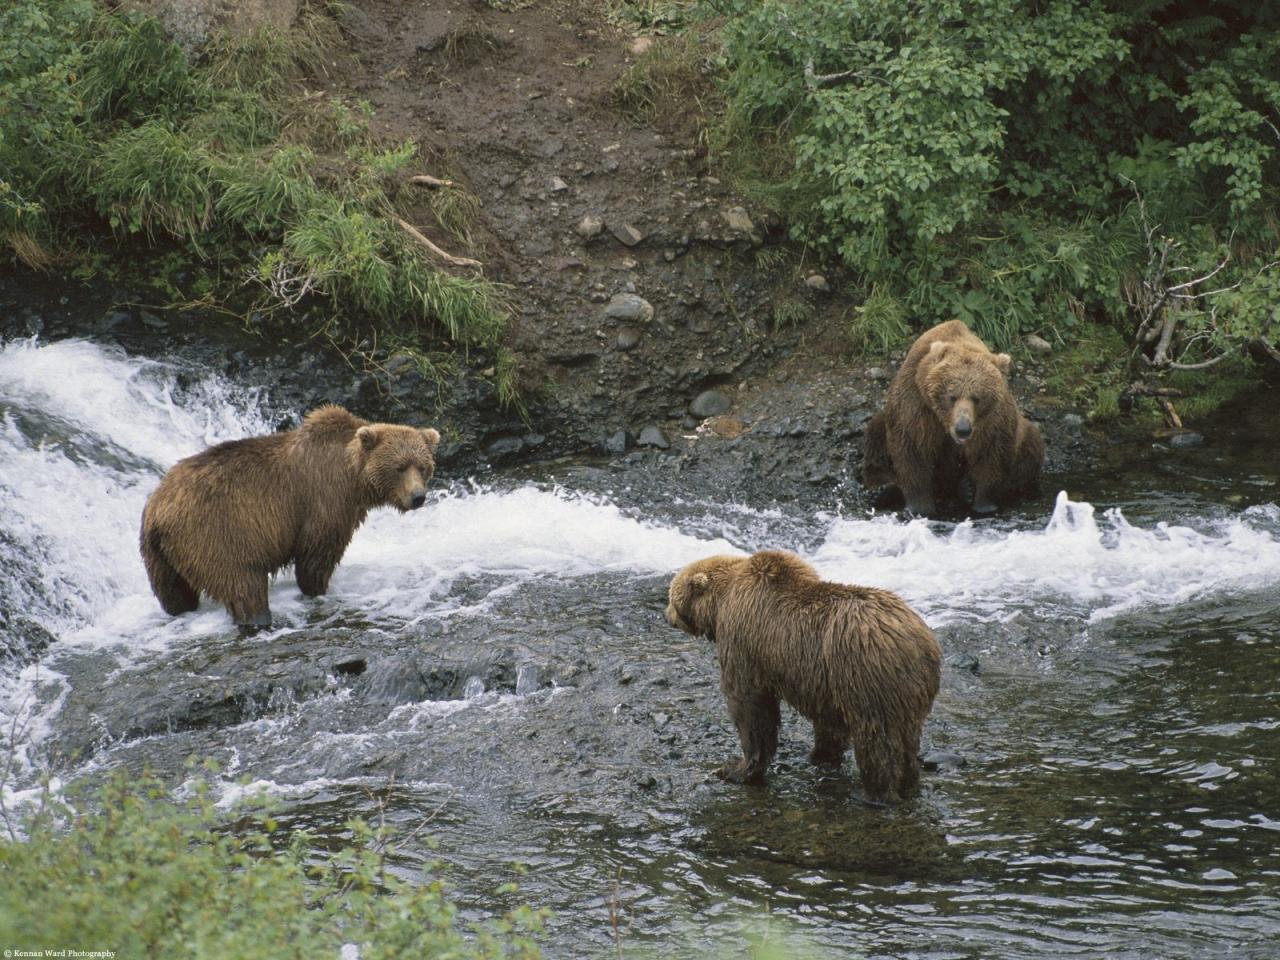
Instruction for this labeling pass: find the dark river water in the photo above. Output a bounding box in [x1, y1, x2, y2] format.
[2, 336, 1278, 958]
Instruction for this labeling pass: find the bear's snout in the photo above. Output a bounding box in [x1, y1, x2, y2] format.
[409, 490, 427, 510]
[952, 417, 972, 442]
[665, 603, 690, 633]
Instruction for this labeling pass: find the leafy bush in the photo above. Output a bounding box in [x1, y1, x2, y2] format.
[710, 0, 1280, 403]
[0, 0, 504, 352]
[0, 771, 544, 959]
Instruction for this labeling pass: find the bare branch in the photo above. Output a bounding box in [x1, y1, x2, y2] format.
[394, 218, 483, 270]
[803, 58, 874, 88]
[1168, 353, 1231, 371]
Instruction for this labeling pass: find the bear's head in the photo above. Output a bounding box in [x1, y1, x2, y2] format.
[918, 341, 1011, 446]
[666, 551, 819, 640]
[666, 555, 743, 640]
[354, 423, 441, 511]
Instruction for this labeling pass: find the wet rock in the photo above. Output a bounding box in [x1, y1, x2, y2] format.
[1170, 431, 1205, 449]
[575, 214, 604, 239]
[637, 425, 669, 449]
[805, 274, 830, 293]
[616, 327, 642, 351]
[690, 389, 731, 418]
[610, 222, 644, 247]
[921, 750, 967, 772]
[1025, 334, 1053, 356]
[485, 435, 526, 459]
[603, 429, 633, 455]
[604, 293, 654, 324]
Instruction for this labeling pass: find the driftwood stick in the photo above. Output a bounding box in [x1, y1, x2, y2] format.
[394, 217, 482, 269]
[1157, 396, 1183, 430]
[408, 175, 455, 189]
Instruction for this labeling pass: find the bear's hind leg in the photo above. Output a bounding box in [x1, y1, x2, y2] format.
[852, 731, 908, 804]
[719, 690, 780, 785]
[141, 530, 199, 615]
[809, 718, 848, 766]
[223, 575, 272, 630]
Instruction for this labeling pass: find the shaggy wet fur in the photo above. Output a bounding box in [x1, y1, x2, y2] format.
[863, 320, 1043, 516]
[667, 551, 941, 803]
[140, 405, 440, 627]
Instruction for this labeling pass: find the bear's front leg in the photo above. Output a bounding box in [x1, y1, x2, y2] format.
[717, 690, 780, 785]
[966, 458, 1007, 516]
[295, 539, 346, 598]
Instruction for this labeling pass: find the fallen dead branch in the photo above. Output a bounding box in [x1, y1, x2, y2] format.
[394, 217, 482, 269]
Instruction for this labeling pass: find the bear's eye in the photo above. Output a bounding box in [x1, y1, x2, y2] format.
[946, 393, 958, 404]
[397, 463, 410, 473]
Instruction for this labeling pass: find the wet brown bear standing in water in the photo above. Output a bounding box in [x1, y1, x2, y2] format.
[863, 319, 1043, 517]
[141, 405, 440, 628]
[666, 550, 941, 803]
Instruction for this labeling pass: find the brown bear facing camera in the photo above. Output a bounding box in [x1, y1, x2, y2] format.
[140, 405, 440, 628]
[666, 550, 941, 803]
[863, 320, 1043, 517]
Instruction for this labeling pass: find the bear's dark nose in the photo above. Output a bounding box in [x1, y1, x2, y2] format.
[409, 491, 427, 509]
[954, 419, 972, 440]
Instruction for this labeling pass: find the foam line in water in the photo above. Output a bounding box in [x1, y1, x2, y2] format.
[807, 491, 1280, 625]
[325, 484, 744, 622]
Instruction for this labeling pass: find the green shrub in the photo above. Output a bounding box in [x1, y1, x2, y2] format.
[710, 0, 1280, 381]
[0, 771, 544, 959]
[0, 0, 505, 355]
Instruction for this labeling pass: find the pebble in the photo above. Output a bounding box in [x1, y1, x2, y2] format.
[1063, 413, 1085, 428]
[604, 293, 654, 324]
[603, 429, 633, 455]
[722, 206, 754, 233]
[616, 327, 641, 350]
[637, 425, 669, 449]
[610, 222, 644, 247]
[1024, 334, 1053, 356]
[1169, 431, 1205, 449]
[865, 367, 890, 381]
[575, 214, 604, 238]
[690, 389, 731, 418]
[805, 274, 830, 293]
[549, 176, 568, 193]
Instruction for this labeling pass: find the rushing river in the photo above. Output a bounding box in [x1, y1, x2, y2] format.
[2, 336, 1279, 958]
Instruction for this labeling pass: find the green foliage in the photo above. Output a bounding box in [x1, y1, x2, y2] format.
[710, 0, 1280, 398]
[0, 771, 544, 959]
[0, 0, 504, 352]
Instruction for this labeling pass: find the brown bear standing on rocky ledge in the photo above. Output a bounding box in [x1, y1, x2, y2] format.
[863, 319, 1044, 517]
[140, 405, 441, 628]
[666, 550, 941, 803]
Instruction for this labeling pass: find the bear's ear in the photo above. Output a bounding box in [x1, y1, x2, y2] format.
[421, 427, 441, 447]
[993, 352, 1012, 374]
[689, 571, 710, 594]
[928, 341, 950, 359]
[356, 425, 382, 451]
